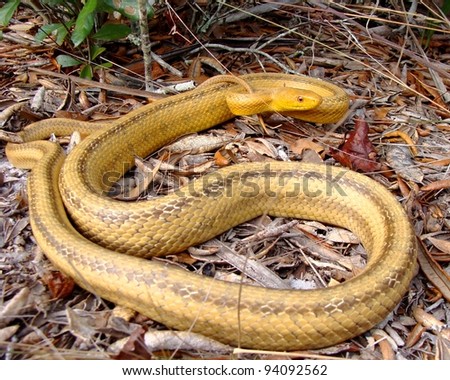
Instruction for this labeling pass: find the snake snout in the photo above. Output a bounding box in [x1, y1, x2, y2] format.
[273, 88, 323, 112]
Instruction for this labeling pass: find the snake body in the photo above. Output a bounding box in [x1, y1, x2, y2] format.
[6, 73, 417, 351]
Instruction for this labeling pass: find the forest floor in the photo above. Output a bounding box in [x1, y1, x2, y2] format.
[0, 1, 449, 359]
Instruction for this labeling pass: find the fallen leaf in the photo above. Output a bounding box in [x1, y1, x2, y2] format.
[291, 138, 324, 155]
[143, 330, 231, 353]
[413, 308, 450, 341]
[245, 139, 278, 159]
[330, 118, 382, 172]
[372, 330, 396, 360]
[110, 324, 149, 360]
[427, 236, 450, 255]
[421, 179, 450, 192]
[436, 335, 450, 360]
[44, 271, 75, 299]
[417, 239, 450, 302]
[66, 307, 110, 342]
[386, 145, 424, 183]
[405, 322, 427, 348]
[0, 325, 20, 342]
[0, 288, 31, 328]
[214, 149, 231, 166]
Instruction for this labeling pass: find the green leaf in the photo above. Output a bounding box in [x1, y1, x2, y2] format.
[36, 24, 60, 42]
[56, 54, 81, 68]
[96, 62, 113, 69]
[90, 45, 105, 60]
[80, 64, 94, 79]
[71, 0, 98, 47]
[41, 0, 67, 5]
[102, 0, 153, 21]
[36, 22, 73, 45]
[0, 0, 20, 27]
[93, 23, 131, 41]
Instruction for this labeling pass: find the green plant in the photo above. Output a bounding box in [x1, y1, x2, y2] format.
[422, 0, 450, 48]
[0, 0, 154, 78]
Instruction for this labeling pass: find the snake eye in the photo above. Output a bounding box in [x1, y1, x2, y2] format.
[297, 96, 303, 102]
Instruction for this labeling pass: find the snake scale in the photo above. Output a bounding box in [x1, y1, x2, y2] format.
[6, 73, 417, 351]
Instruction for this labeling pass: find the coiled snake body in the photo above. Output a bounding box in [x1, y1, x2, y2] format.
[6, 73, 417, 351]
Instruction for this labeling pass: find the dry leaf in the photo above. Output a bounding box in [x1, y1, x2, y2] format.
[405, 323, 427, 348]
[383, 130, 418, 156]
[386, 145, 424, 183]
[0, 288, 31, 328]
[144, 330, 232, 353]
[0, 325, 20, 341]
[298, 221, 359, 244]
[215, 241, 290, 289]
[245, 139, 278, 158]
[421, 179, 450, 192]
[44, 271, 75, 299]
[416, 240, 450, 301]
[291, 138, 324, 155]
[214, 149, 231, 166]
[66, 307, 109, 342]
[436, 335, 450, 360]
[165, 133, 236, 154]
[330, 119, 382, 172]
[413, 308, 450, 341]
[108, 324, 150, 359]
[427, 236, 450, 255]
[372, 330, 396, 360]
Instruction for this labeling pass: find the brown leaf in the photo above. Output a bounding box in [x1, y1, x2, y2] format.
[214, 149, 231, 166]
[427, 236, 450, 255]
[413, 308, 450, 341]
[436, 335, 450, 360]
[405, 323, 427, 348]
[330, 119, 381, 172]
[112, 325, 150, 360]
[143, 330, 231, 354]
[421, 179, 450, 192]
[245, 139, 278, 159]
[291, 138, 324, 155]
[386, 146, 424, 183]
[417, 239, 450, 302]
[372, 331, 396, 360]
[54, 110, 89, 121]
[0, 288, 31, 328]
[44, 271, 75, 299]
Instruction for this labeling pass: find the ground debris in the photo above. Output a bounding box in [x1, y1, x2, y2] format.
[0, 1, 449, 360]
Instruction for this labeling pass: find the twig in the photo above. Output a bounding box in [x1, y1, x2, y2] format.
[222, 0, 302, 23]
[214, 241, 290, 289]
[137, 0, 153, 91]
[150, 51, 183, 78]
[28, 68, 164, 100]
[199, 43, 298, 74]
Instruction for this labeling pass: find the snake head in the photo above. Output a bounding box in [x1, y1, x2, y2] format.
[226, 87, 323, 116]
[270, 88, 323, 112]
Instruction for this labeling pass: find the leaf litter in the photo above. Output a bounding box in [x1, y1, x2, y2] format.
[0, 2, 449, 360]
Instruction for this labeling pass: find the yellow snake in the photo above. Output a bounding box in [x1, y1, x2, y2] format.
[5, 73, 417, 351]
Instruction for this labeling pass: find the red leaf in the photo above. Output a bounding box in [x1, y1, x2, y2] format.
[44, 271, 75, 299]
[331, 119, 381, 172]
